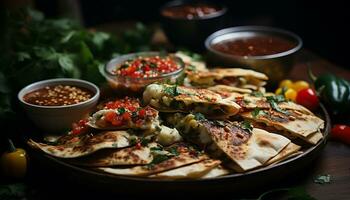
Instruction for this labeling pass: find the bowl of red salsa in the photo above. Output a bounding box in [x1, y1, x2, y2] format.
[18, 78, 100, 134]
[105, 52, 185, 93]
[205, 26, 303, 84]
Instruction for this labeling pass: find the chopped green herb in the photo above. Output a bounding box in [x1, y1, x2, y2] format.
[252, 91, 264, 97]
[147, 154, 172, 168]
[164, 85, 179, 96]
[194, 113, 205, 121]
[243, 99, 251, 104]
[129, 137, 138, 146]
[186, 65, 196, 72]
[117, 107, 126, 114]
[150, 146, 163, 151]
[251, 108, 267, 118]
[266, 95, 289, 114]
[140, 137, 151, 146]
[168, 147, 179, 156]
[241, 120, 253, 132]
[314, 174, 331, 184]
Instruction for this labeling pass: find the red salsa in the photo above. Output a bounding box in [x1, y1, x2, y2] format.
[162, 4, 221, 19]
[212, 36, 296, 57]
[103, 97, 157, 127]
[23, 85, 93, 106]
[114, 56, 181, 78]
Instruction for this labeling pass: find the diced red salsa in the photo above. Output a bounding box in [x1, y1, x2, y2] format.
[71, 119, 89, 135]
[114, 56, 181, 78]
[103, 97, 157, 127]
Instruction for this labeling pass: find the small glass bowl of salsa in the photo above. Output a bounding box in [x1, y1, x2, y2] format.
[105, 52, 185, 93]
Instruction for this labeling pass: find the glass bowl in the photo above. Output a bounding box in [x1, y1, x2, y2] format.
[105, 52, 185, 94]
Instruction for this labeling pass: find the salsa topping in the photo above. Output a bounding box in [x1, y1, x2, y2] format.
[162, 4, 221, 19]
[212, 36, 296, 57]
[115, 56, 181, 78]
[103, 97, 157, 127]
[23, 85, 93, 106]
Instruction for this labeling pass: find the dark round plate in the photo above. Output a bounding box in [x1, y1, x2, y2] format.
[27, 104, 330, 195]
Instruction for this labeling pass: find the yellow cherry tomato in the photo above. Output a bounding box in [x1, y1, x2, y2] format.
[284, 88, 297, 102]
[1, 147, 27, 178]
[292, 80, 310, 92]
[279, 79, 293, 89]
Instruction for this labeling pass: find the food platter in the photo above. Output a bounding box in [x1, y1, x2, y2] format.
[24, 51, 330, 195]
[28, 103, 329, 194]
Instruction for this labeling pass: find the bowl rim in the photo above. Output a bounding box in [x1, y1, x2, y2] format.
[159, 0, 228, 21]
[18, 78, 100, 109]
[205, 26, 303, 60]
[104, 51, 185, 82]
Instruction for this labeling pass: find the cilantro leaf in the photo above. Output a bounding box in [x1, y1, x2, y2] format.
[252, 91, 264, 97]
[194, 113, 205, 121]
[314, 174, 331, 184]
[251, 108, 266, 118]
[164, 85, 179, 96]
[241, 120, 253, 132]
[266, 95, 289, 114]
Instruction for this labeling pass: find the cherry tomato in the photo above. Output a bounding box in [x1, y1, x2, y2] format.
[279, 79, 293, 89]
[331, 124, 350, 145]
[139, 109, 146, 118]
[284, 88, 297, 102]
[296, 88, 319, 110]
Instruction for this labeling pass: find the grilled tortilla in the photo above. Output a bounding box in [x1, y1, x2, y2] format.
[241, 110, 324, 142]
[143, 83, 241, 118]
[200, 165, 230, 179]
[166, 113, 290, 171]
[187, 68, 268, 89]
[28, 131, 131, 158]
[208, 86, 313, 115]
[264, 142, 301, 165]
[99, 143, 208, 176]
[149, 159, 221, 179]
[69, 142, 158, 167]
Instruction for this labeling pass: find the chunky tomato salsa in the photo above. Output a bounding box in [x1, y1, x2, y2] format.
[114, 56, 181, 78]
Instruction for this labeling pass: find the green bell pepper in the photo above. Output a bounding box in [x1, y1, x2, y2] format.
[309, 68, 350, 115]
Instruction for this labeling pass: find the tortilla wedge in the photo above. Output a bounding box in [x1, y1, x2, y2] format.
[241, 110, 324, 140]
[264, 142, 301, 166]
[186, 68, 268, 88]
[98, 152, 208, 177]
[27, 131, 131, 158]
[166, 113, 291, 171]
[143, 83, 241, 118]
[200, 165, 231, 179]
[149, 159, 221, 179]
[68, 142, 158, 167]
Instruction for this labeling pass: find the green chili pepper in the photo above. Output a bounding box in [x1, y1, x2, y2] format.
[308, 67, 350, 115]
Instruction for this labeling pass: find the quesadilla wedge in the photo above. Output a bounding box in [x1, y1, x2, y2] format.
[264, 142, 301, 166]
[28, 130, 131, 158]
[166, 113, 291, 171]
[68, 142, 159, 167]
[98, 143, 208, 176]
[143, 83, 241, 118]
[241, 110, 324, 142]
[186, 68, 268, 90]
[88, 97, 159, 131]
[149, 159, 221, 179]
[208, 86, 313, 115]
[200, 165, 231, 179]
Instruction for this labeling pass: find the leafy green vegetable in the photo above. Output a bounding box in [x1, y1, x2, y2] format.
[0, 7, 153, 123]
[252, 91, 264, 97]
[117, 107, 126, 114]
[251, 108, 266, 118]
[168, 146, 179, 156]
[314, 174, 331, 184]
[163, 85, 179, 96]
[266, 95, 289, 114]
[194, 113, 205, 121]
[241, 120, 253, 132]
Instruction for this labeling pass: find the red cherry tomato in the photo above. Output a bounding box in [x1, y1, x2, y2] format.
[296, 88, 319, 110]
[331, 124, 350, 145]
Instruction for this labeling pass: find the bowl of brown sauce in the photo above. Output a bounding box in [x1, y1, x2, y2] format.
[18, 78, 100, 133]
[205, 26, 303, 84]
[160, 0, 228, 50]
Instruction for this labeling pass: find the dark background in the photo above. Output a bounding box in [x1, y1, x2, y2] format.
[33, 0, 350, 68]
